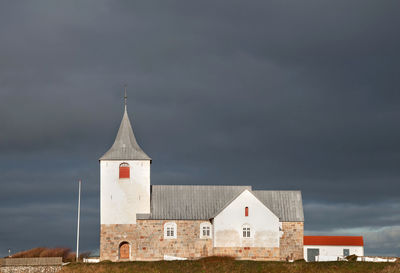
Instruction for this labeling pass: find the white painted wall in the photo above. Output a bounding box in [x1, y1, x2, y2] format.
[100, 160, 150, 224]
[304, 245, 364, 261]
[213, 190, 280, 248]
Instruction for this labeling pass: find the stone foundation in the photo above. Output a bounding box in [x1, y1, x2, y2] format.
[213, 247, 280, 260]
[280, 222, 304, 260]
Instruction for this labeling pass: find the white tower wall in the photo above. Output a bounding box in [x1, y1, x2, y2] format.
[100, 160, 150, 224]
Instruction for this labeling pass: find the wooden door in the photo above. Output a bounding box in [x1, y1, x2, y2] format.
[119, 243, 129, 259]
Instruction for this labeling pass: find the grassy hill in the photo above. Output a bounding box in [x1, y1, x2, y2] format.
[61, 257, 399, 273]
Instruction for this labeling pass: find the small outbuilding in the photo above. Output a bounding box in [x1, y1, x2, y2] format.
[304, 236, 364, 262]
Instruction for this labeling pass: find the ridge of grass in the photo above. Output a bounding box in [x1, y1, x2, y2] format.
[61, 257, 400, 273]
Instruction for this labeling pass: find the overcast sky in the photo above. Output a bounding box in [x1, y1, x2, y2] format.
[0, 0, 399, 257]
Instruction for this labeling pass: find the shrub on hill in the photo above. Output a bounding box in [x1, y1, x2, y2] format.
[346, 254, 358, 262]
[10, 247, 90, 262]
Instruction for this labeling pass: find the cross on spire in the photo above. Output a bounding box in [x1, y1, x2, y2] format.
[124, 84, 127, 110]
[100, 83, 151, 161]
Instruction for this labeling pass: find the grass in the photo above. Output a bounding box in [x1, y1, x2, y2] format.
[60, 256, 400, 273]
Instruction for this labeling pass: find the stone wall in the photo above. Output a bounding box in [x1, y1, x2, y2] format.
[100, 220, 304, 261]
[101, 220, 213, 261]
[0, 258, 62, 273]
[213, 247, 280, 260]
[0, 258, 62, 267]
[280, 222, 304, 261]
[0, 266, 61, 273]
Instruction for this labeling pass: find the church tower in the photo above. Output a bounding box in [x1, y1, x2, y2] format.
[100, 88, 151, 226]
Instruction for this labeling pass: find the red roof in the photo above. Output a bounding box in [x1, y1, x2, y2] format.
[304, 236, 364, 246]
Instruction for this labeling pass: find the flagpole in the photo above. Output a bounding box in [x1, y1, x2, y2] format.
[76, 179, 81, 262]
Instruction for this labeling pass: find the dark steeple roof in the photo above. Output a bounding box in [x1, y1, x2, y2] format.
[100, 97, 151, 161]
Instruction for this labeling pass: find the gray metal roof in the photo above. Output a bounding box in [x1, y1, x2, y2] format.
[253, 190, 304, 222]
[138, 185, 251, 220]
[137, 185, 304, 222]
[100, 107, 151, 160]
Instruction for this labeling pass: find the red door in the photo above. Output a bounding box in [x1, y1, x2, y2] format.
[119, 243, 129, 259]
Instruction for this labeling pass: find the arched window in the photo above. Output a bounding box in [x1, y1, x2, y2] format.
[200, 222, 212, 239]
[119, 162, 130, 179]
[164, 222, 177, 239]
[119, 242, 130, 259]
[245, 206, 249, 217]
[242, 224, 251, 238]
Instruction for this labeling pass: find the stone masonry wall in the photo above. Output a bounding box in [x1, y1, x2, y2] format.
[0, 266, 61, 273]
[101, 220, 304, 261]
[101, 220, 213, 261]
[280, 222, 304, 261]
[213, 247, 280, 260]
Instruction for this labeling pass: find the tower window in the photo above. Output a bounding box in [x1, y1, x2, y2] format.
[245, 206, 249, 217]
[119, 162, 130, 179]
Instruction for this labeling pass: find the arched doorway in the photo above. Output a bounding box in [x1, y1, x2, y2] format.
[119, 242, 130, 260]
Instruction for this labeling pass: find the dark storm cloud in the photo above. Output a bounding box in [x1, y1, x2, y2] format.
[0, 0, 399, 256]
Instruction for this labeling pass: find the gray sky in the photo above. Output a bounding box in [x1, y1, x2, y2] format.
[0, 0, 399, 257]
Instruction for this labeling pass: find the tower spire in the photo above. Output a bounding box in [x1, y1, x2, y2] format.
[100, 84, 151, 161]
[124, 84, 127, 111]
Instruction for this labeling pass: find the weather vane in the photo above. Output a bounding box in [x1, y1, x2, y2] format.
[124, 84, 127, 108]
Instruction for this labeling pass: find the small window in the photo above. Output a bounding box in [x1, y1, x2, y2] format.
[167, 227, 174, 236]
[203, 226, 210, 236]
[164, 222, 177, 239]
[242, 224, 251, 238]
[200, 222, 212, 239]
[119, 162, 130, 179]
[245, 206, 249, 217]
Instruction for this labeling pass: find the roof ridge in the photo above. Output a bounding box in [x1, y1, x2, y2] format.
[253, 190, 302, 192]
[152, 184, 251, 187]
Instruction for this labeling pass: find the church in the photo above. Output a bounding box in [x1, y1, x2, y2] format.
[100, 95, 304, 261]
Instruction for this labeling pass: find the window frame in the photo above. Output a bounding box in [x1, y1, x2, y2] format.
[200, 222, 212, 239]
[242, 224, 251, 238]
[164, 222, 177, 239]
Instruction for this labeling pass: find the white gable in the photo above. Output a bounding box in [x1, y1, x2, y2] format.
[213, 190, 280, 248]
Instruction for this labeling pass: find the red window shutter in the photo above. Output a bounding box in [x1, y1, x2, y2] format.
[119, 166, 130, 179]
[245, 207, 249, 217]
